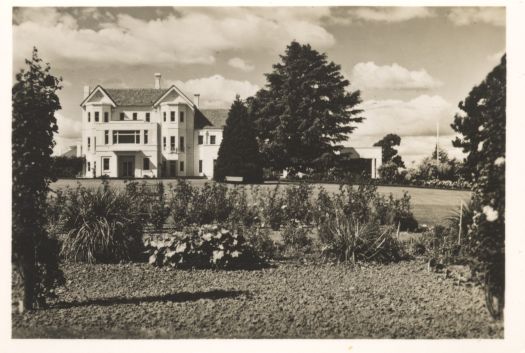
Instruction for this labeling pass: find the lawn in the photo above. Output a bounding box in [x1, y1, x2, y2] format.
[12, 260, 501, 339]
[50, 179, 471, 226]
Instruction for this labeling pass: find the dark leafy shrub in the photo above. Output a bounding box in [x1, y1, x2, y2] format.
[236, 225, 277, 260]
[251, 184, 285, 230]
[372, 192, 418, 231]
[169, 179, 196, 228]
[145, 225, 265, 269]
[60, 183, 145, 263]
[281, 220, 313, 253]
[51, 156, 84, 178]
[282, 183, 314, 224]
[227, 186, 259, 227]
[146, 182, 170, 231]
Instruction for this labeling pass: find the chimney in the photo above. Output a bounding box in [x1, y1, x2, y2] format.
[194, 94, 200, 108]
[83, 85, 90, 99]
[154, 73, 162, 89]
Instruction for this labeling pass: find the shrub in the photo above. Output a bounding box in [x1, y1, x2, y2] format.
[169, 179, 196, 228]
[51, 156, 84, 178]
[372, 192, 418, 231]
[281, 220, 313, 253]
[251, 184, 285, 230]
[60, 183, 145, 263]
[147, 182, 170, 231]
[236, 225, 277, 260]
[145, 225, 265, 269]
[282, 183, 314, 224]
[227, 186, 259, 227]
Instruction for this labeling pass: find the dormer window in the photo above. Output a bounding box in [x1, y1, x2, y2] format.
[95, 112, 99, 122]
[104, 112, 109, 122]
[170, 111, 175, 122]
[179, 111, 184, 123]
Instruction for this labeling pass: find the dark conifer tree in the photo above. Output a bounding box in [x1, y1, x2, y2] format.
[214, 96, 263, 183]
[249, 41, 363, 174]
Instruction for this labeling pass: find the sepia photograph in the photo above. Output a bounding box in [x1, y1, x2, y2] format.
[4, 1, 523, 350]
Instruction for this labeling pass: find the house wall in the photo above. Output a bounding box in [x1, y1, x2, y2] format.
[80, 86, 218, 178]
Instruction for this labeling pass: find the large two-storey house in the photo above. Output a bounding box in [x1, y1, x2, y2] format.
[78, 73, 227, 179]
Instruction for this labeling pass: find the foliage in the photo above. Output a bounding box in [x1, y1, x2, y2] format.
[226, 186, 259, 227]
[451, 55, 505, 318]
[51, 156, 85, 178]
[249, 41, 363, 174]
[282, 182, 314, 224]
[60, 182, 145, 263]
[251, 184, 286, 230]
[145, 225, 265, 269]
[372, 192, 419, 231]
[214, 96, 263, 183]
[12, 47, 64, 309]
[373, 133, 405, 167]
[146, 182, 170, 231]
[236, 225, 278, 260]
[281, 220, 313, 253]
[408, 148, 464, 182]
[378, 161, 406, 184]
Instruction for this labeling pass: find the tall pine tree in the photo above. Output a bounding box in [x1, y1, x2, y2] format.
[249, 41, 363, 174]
[214, 96, 263, 183]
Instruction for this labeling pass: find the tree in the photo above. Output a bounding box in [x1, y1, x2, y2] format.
[12, 47, 64, 310]
[451, 55, 505, 318]
[373, 133, 405, 167]
[249, 41, 363, 174]
[214, 96, 263, 183]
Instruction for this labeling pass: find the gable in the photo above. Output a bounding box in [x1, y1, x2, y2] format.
[105, 88, 167, 106]
[81, 86, 117, 107]
[153, 85, 195, 108]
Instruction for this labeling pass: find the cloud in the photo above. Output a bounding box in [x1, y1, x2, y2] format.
[353, 95, 455, 137]
[487, 50, 505, 62]
[228, 57, 255, 72]
[351, 62, 442, 90]
[13, 7, 335, 68]
[169, 75, 259, 108]
[448, 7, 505, 26]
[330, 7, 435, 24]
[53, 112, 82, 155]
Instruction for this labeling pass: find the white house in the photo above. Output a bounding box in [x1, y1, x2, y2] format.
[78, 73, 227, 179]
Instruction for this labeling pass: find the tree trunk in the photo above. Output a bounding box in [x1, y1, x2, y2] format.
[20, 226, 36, 312]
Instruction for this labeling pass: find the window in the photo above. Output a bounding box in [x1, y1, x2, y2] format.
[170, 111, 175, 122]
[95, 112, 99, 122]
[179, 111, 185, 123]
[179, 136, 185, 152]
[169, 161, 176, 177]
[87, 137, 91, 150]
[162, 161, 166, 176]
[143, 157, 150, 170]
[112, 130, 141, 144]
[199, 160, 203, 173]
[133, 112, 137, 120]
[179, 161, 184, 172]
[170, 136, 176, 151]
[210, 135, 216, 145]
[87, 162, 91, 171]
[104, 112, 109, 122]
[198, 135, 203, 145]
[163, 112, 166, 122]
[120, 112, 125, 120]
[163, 136, 166, 150]
[104, 130, 109, 144]
[146, 112, 150, 122]
[103, 158, 110, 171]
[144, 130, 148, 144]
[88, 112, 91, 122]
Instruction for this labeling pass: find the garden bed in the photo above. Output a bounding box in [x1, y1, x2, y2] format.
[12, 260, 502, 339]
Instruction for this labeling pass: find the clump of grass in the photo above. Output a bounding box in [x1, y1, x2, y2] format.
[60, 183, 145, 263]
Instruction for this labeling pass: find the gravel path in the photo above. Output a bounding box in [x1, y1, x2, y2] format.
[12, 260, 502, 338]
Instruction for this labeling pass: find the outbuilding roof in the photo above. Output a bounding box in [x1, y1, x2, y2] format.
[195, 109, 229, 129]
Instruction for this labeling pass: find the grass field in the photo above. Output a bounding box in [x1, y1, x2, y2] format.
[49, 179, 471, 226]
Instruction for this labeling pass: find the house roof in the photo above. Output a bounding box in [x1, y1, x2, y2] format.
[104, 88, 169, 106]
[195, 109, 229, 129]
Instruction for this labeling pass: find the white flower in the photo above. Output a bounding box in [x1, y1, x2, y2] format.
[175, 243, 187, 253]
[477, 98, 487, 106]
[494, 157, 505, 166]
[478, 125, 485, 132]
[483, 205, 499, 222]
[281, 204, 287, 209]
[231, 251, 240, 258]
[477, 141, 484, 152]
[212, 250, 224, 263]
[202, 232, 213, 241]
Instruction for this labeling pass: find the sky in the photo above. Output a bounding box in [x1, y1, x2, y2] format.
[12, 6, 505, 165]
